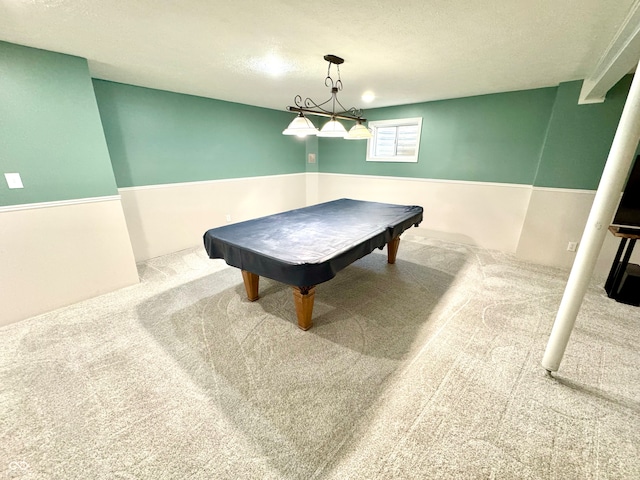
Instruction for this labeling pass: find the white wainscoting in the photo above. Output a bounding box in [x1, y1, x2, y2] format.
[118, 173, 307, 262]
[5, 174, 633, 326]
[517, 187, 640, 277]
[0, 197, 139, 326]
[315, 173, 637, 278]
[315, 173, 532, 254]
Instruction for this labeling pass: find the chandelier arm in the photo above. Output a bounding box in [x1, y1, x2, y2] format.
[294, 95, 363, 118]
[292, 95, 304, 107]
[325, 77, 343, 91]
[325, 76, 335, 89]
[333, 96, 352, 116]
[308, 96, 334, 110]
[286, 106, 366, 123]
[336, 106, 364, 118]
[293, 95, 337, 114]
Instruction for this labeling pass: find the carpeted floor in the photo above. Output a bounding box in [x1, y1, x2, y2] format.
[1, 234, 639, 479]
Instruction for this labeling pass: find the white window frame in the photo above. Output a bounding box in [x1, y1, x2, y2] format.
[366, 117, 422, 163]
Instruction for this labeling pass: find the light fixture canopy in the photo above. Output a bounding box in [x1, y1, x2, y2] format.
[284, 54, 369, 139]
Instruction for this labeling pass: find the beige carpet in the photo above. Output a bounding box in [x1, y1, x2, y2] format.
[1, 234, 639, 479]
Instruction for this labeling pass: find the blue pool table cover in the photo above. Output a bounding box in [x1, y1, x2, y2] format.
[203, 198, 423, 287]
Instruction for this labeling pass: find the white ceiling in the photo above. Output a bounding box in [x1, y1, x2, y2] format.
[0, 0, 637, 112]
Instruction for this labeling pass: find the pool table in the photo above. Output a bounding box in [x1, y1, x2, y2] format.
[203, 198, 423, 330]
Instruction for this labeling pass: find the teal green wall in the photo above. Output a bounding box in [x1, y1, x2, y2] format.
[1, 39, 632, 203]
[92, 80, 306, 188]
[0, 42, 118, 206]
[533, 77, 632, 189]
[318, 78, 632, 190]
[319, 88, 558, 185]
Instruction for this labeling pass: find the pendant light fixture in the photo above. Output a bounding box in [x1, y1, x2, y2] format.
[319, 118, 348, 137]
[282, 112, 319, 137]
[345, 121, 372, 140]
[283, 55, 371, 140]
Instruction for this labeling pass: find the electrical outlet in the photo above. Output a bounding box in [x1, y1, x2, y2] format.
[225, 214, 231, 222]
[567, 241, 578, 252]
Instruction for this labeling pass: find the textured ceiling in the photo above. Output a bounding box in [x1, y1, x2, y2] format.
[0, 0, 636, 111]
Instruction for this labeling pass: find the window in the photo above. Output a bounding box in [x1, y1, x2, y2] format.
[366, 117, 422, 163]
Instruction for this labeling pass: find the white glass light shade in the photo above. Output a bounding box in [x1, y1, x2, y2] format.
[282, 114, 318, 137]
[317, 119, 348, 137]
[344, 123, 372, 140]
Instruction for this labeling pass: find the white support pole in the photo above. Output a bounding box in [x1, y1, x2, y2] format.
[542, 67, 640, 373]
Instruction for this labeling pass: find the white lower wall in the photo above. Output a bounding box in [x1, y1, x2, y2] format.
[517, 187, 640, 278]
[119, 173, 307, 261]
[0, 198, 139, 326]
[306, 172, 319, 206]
[315, 173, 638, 278]
[7, 173, 632, 326]
[316, 173, 532, 253]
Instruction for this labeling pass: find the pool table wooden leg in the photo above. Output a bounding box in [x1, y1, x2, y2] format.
[293, 286, 316, 330]
[387, 236, 400, 264]
[241, 270, 260, 301]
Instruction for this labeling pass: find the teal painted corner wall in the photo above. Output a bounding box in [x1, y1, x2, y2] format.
[92, 80, 306, 188]
[0, 42, 118, 206]
[533, 76, 632, 189]
[318, 87, 558, 185]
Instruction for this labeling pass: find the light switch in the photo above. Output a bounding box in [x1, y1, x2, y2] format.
[308, 153, 316, 164]
[4, 173, 24, 189]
